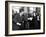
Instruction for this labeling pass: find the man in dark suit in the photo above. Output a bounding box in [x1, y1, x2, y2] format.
[12, 7, 26, 30]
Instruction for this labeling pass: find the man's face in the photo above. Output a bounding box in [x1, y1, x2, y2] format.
[20, 7, 28, 17]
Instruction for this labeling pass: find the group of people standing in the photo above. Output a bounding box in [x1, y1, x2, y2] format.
[12, 7, 40, 30]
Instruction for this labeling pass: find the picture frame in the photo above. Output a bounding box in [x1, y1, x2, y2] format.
[5, 1, 45, 36]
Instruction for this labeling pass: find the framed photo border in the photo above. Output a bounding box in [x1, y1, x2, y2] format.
[5, 1, 45, 36]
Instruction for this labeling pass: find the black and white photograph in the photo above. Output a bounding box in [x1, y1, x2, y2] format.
[5, 1, 45, 36]
[12, 7, 40, 30]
